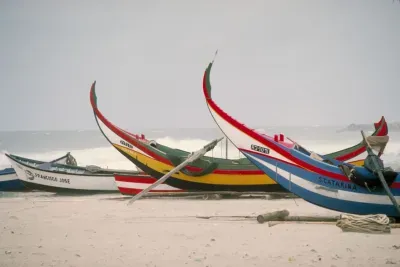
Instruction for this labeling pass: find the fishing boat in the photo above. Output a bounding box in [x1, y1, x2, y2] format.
[114, 174, 185, 195]
[5, 153, 147, 194]
[202, 58, 400, 218]
[89, 81, 388, 193]
[0, 167, 23, 191]
[0, 152, 76, 191]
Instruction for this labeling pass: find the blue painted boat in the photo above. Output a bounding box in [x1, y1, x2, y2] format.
[0, 152, 76, 192]
[0, 167, 23, 191]
[202, 59, 400, 219]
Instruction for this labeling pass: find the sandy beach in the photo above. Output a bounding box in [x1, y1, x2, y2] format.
[1, 193, 400, 267]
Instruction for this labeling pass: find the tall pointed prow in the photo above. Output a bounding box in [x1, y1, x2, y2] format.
[202, 57, 388, 165]
[89, 75, 389, 196]
[127, 137, 224, 204]
[202, 55, 400, 218]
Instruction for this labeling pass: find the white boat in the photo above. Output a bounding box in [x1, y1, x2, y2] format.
[0, 152, 74, 191]
[5, 153, 142, 194]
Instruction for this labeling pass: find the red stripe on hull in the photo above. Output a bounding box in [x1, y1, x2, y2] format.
[91, 81, 387, 180]
[114, 175, 157, 184]
[390, 182, 400, 189]
[203, 64, 390, 183]
[203, 65, 349, 181]
[118, 187, 185, 195]
[90, 84, 169, 164]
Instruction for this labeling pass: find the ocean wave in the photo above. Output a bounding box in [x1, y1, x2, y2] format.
[1, 136, 400, 171]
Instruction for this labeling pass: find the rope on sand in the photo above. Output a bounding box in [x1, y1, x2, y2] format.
[336, 214, 391, 234]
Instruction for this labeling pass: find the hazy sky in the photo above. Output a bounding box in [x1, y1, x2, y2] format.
[0, 0, 399, 131]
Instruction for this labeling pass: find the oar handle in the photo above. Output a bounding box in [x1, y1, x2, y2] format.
[360, 130, 370, 148]
[360, 130, 376, 156]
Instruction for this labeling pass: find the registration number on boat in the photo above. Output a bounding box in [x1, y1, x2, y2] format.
[251, 144, 270, 154]
[120, 140, 133, 149]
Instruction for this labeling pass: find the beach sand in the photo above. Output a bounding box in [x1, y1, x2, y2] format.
[1, 193, 400, 267]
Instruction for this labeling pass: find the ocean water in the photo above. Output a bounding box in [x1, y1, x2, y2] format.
[1, 126, 400, 171]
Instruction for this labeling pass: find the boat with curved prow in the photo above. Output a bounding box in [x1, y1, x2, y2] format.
[5, 153, 148, 194]
[202, 57, 400, 218]
[89, 80, 388, 193]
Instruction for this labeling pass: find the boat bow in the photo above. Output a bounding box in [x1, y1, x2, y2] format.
[202, 58, 400, 217]
[202, 60, 381, 180]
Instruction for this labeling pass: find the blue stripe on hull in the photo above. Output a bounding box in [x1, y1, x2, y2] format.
[260, 136, 344, 174]
[290, 149, 344, 175]
[242, 151, 400, 218]
[247, 151, 400, 195]
[0, 168, 15, 175]
[0, 179, 26, 191]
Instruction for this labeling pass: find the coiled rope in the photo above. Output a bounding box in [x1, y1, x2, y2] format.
[336, 214, 391, 234]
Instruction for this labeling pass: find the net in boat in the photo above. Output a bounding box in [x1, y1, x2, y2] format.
[364, 135, 389, 156]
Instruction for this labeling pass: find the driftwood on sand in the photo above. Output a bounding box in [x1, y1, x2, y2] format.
[257, 209, 339, 224]
[256, 210, 290, 223]
[257, 209, 394, 234]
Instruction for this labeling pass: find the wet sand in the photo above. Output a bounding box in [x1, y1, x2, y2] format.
[1, 193, 400, 267]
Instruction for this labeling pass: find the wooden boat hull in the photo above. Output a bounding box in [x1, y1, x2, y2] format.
[95, 115, 287, 192]
[115, 148, 286, 192]
[89, 81, 388, 193]
[114, 174, 184, 195]
[202, 59, 400, 218]
[0, 169, 26, 191]
[242, 152, 400, 216]
[0, 153, 73, 192]
[6, 154, 120, 194]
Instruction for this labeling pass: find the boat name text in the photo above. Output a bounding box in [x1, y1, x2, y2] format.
[25, 170, 70, 184]
[318, 177, 357, 191]
[251, 144, 270, 154]
[120, 140, 133, 149]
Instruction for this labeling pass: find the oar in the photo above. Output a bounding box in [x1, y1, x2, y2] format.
[361, 130, 400, 216]
[127, 137, 224, 205]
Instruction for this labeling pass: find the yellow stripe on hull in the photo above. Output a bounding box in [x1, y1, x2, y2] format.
[347, 160, 365, 167]
[114, 144, 276, 186]
[114, 144, 366, 186]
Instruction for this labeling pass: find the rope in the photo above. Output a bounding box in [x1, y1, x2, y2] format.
[336, 214, 391, 234]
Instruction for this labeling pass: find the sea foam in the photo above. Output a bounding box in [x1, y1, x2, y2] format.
[1, 135, 400, 171]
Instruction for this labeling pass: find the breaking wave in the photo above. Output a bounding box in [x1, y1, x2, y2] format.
[1, 135, 400, 171]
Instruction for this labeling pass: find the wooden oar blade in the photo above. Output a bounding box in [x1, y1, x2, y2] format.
[127, 137, 224, 205]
